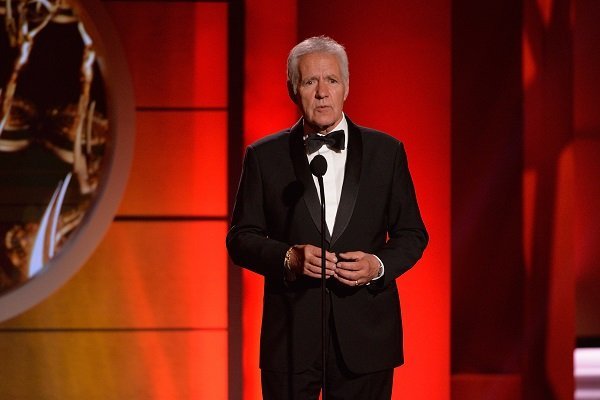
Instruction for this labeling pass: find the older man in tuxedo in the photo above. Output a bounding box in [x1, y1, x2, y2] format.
[227, 36, 428, 400]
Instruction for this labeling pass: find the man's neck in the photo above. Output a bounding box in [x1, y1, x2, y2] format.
[303, 114, 345, 135]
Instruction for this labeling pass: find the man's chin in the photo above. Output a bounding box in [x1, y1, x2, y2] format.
[306, 120, 336, 134]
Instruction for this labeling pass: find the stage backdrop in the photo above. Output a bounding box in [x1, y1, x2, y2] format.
[1, 0, 595, 399]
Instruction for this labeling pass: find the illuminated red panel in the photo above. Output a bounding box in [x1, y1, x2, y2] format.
[574, 0, 600, 339]
[242, 1, 298, 399]
[523, 169, 537, 276]
[522, 32, 537, 89]
[536, 0, 553, 27]
[574, 1, 600, 134]
[0, 330, 227, 398]
[451, 375, 521, 399]
[242, 271, 264, 399]
[546, 146, 575, 399]
[358, 10, 452, 395]
[2, 221, 228, 329]
[574, 140, 600, 334]
[104, 2, 227, 108]
[243, 0, 298, 146]
[119, 111, 227, 216]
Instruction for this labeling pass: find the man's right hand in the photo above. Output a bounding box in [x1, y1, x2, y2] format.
[288, 244, 337, 279]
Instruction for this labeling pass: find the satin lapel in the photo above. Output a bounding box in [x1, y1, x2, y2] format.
[330, 121, 362, 247]
[289, 120, 331, 242]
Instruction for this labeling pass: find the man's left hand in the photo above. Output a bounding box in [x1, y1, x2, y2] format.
[334, 251, 380, 287]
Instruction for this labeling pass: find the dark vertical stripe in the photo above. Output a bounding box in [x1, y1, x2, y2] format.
[451, 0, 524, 374]
[227, 1, 245, 399]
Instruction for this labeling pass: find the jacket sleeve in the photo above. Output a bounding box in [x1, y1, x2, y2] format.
[226, 145, 290, 280]
[373, 141, 428, 288]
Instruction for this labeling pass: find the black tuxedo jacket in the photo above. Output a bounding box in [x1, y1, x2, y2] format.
[227, 117, 428, 374]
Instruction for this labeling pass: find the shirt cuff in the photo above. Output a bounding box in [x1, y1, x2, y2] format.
[371, 254, 384, 280]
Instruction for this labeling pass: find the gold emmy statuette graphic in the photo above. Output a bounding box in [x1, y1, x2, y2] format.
[0, 0, 134, 321]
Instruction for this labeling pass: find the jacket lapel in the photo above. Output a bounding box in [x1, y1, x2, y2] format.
[330, 119, 362, 248]
[289, 119, 332, 242]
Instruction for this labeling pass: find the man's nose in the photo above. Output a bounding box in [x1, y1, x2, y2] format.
[315, 82, 327, 98]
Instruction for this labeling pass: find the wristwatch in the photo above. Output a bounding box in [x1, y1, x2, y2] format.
[375, 264, 384, 279]
[367, 263, 384, 286]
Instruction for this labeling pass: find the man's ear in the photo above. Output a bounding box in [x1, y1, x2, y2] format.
[287, 81, 298, 104]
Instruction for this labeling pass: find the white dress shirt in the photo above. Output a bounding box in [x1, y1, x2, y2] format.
[304, 114, 384, 280]
[305, 116, 348, 235]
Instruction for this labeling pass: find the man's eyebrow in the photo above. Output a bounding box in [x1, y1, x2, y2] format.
[302, 75, 319, 82]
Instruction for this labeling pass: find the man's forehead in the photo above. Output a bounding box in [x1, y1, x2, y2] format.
[298, 53, 342, 73]
[299, 51, 339, 63]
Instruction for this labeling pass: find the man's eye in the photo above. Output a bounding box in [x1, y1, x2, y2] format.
[329, 78, 338, 84]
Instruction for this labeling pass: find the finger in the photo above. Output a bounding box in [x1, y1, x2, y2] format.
[306, 256, 337, 271]
[326, 251, 338, 263]
[310, 257, 337, 269]
[334, 267, 362, 281]
[305, 251, 323, 266]
[304, 245, 320, 258]
[304, 264, 320, 277]
[338, 251, 365, 261]
[307, 261, 336, 275]
[314, 265, 336, 276]
[305, 246, 321, 258]
[335, 274, 365, 287]
[336, 260, 365, 272]
[304, 269, 321, 279]
[309, 249, 338, 263]
[326, 260, 338, 271]
[304, 264, 335, 278]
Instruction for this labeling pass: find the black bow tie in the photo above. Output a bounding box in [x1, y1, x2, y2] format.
[305, 130, 346, 154]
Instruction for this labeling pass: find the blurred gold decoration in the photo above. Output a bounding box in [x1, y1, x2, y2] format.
[0, 0, 108, 292]
[1, 0, 58, 134]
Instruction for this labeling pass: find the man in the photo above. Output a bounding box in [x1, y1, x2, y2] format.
[227, 36, 428, 399]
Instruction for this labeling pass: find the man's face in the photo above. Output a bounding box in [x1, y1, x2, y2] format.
[293, 52, 349, 133]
